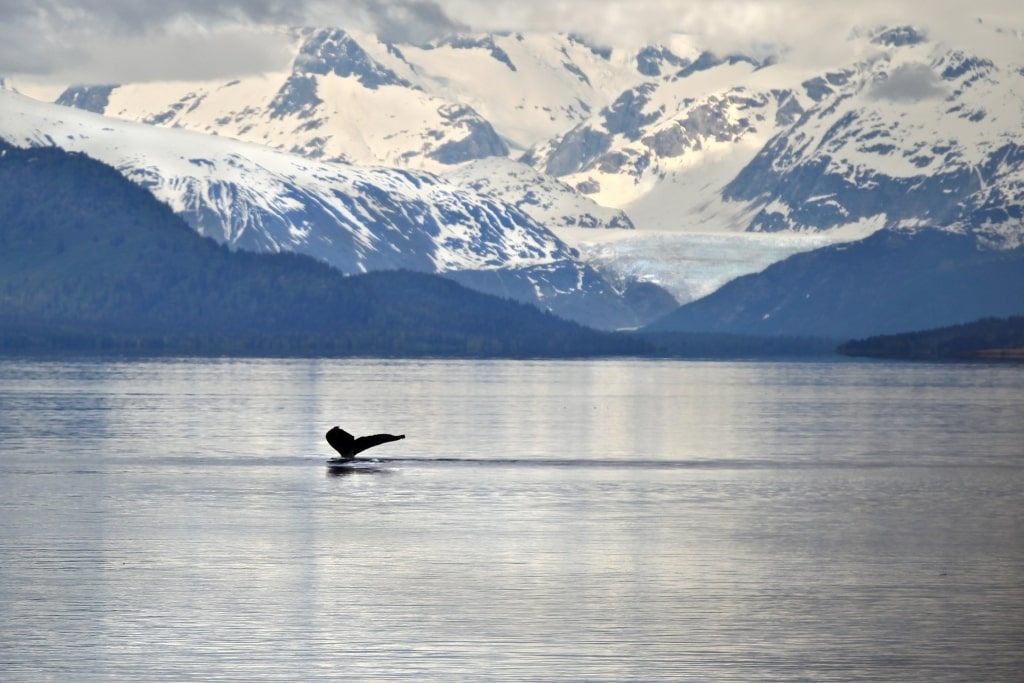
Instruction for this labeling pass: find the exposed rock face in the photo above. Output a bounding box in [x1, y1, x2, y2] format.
[55, 85, 117, 113]
[295, 28, 414, 89]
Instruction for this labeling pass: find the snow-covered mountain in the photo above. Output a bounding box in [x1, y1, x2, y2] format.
[14, 21, 1024, 332]
[47, 27, 788, 234]
[442, 157, 634, 231]
[48, 24, 1024, 241]
[52, 28, 650, 171]
[723, 27, 1024, 248]
[0, 88, 670, 329]
[523, 26, 1024, 244]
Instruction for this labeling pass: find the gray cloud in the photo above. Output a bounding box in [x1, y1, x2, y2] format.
[31, 0, 303, 31]
[2, 0, 1022, 85]
[869, 63, 948, 102]
[0, 0, 305, 83]
[353, 0, 468, 44]
[423, 0, 1024, 55]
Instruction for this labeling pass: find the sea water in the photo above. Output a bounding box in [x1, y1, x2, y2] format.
[1, 358, 1022, 681]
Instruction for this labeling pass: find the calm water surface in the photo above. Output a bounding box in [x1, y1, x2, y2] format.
[1, 358, 1022, 681]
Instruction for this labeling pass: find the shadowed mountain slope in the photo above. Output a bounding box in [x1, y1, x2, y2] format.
[0, 141, 648, 357]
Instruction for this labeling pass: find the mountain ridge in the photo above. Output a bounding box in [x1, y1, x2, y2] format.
[1, 88, 670, 330]
[8, 22, 1024, 335]
[41, 24, 1024, 246]
[0, 139, 648, 357]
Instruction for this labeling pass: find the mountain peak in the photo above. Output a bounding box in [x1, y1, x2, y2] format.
[294, 28, 412, 89]
[635, 46, 690, 77]
[55, 85, 118, 114]
[870, 26, 928, 47]
[432, 35, 519, 72]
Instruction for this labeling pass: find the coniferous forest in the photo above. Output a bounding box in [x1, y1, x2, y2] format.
[838, 316, 1024, 360]
[0, 141, 648, 358]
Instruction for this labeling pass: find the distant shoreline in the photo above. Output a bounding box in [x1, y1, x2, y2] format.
[964, 348, 1024, 360]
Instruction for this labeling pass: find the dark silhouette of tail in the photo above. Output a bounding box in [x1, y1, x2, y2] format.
[326, 426, 405, 459]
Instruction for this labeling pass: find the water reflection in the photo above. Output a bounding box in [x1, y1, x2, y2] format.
[325, 463, 391, 477]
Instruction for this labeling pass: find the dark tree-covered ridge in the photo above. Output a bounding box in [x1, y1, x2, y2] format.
[838, 316, 1024, 360]
[0, 140, 648, 358]
[644, 228, 1024, 340]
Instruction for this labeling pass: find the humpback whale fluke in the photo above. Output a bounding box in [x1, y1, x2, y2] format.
[326, 426, 405, 460]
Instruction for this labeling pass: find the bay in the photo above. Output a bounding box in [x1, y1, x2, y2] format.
[1, 358, 1022, 681]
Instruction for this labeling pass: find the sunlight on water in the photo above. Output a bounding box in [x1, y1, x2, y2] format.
[1, 358, 1022, 681]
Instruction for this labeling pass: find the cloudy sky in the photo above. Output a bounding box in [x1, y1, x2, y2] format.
[3, 0, 1022, 85]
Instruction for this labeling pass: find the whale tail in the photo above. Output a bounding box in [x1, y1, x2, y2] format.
[326, 426, 405, 459]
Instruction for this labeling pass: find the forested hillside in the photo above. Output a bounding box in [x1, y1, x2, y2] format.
[838, 317, 1024, 360]
[0, 141, 647, 358]
[643, 229, 1024, 340]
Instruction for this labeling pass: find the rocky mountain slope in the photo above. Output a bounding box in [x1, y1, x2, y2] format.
[722, 27, 1024, 247]
[521, 26, 1024, 244]
[52, 28, 642, 168]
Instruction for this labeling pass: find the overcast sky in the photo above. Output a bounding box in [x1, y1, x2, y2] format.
[2, 0, 1022, 85]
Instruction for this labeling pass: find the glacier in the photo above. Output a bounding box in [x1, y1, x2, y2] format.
[567, 230, 851, 304]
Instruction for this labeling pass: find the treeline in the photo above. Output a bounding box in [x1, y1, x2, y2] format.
[0, 141, 648, 358]
[837, 316, 1024, 360]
